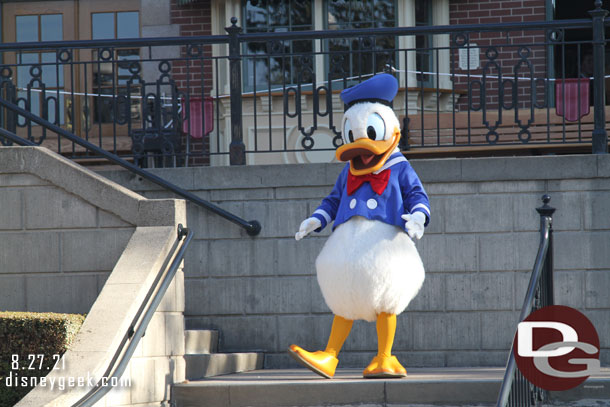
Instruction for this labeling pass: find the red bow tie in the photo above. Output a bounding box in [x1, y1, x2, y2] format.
[347, 169, 391, 196]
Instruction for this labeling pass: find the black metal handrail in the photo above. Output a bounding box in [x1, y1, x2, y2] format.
[0, 98, 262, 236]
[496, 195, 556, 407]
[71, 224, 193, 407]
[0, 18, 594, 53]
[0, 126, 36, 146]
[238, 18, 595, 41]
[0, 35, 228, 52]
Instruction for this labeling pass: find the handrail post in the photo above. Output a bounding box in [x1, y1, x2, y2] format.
[589, 0, 608, 154]
[536, 195, 555, 307]
[496, 195, 556, 407]
[226, 17, 246, 165]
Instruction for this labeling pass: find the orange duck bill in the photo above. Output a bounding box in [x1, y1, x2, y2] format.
[335, 128, 401, 176]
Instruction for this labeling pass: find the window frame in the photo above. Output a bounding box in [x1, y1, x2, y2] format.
[90, 10, 141, 124]
[214, 0, 452, 94]
[15, 13, 66, 126]
[415, 0, 434, 87]
[323, 0, 399, 89]
[241, 0, 315, 92]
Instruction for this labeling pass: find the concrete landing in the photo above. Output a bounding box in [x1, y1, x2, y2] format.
[173, 367, 504, 407]
[172, 367, 610, 407]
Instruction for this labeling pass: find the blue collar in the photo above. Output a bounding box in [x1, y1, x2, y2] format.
[374, 152, 407, 174]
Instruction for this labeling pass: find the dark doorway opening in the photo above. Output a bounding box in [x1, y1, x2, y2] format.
[552, 0, 610, 105]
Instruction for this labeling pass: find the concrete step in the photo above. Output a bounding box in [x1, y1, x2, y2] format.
[184, 353, 264, 380]
[185, 329, 219, 354]
[174, 367, 502, 407]
[172, 367, 610, 407]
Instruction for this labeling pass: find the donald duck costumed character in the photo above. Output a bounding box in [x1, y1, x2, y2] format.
[289, 73, 430, 379]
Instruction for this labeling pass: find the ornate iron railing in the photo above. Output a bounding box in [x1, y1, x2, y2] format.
[0, 4, 608, 166]
[496, 195, 555, 407]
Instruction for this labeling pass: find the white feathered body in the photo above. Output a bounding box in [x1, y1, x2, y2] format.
[315, 216, 425, 322]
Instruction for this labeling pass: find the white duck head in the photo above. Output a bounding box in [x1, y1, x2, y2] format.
[335, 74, 401, 176]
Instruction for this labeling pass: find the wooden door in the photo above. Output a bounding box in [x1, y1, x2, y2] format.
[2, 0, 141, 155]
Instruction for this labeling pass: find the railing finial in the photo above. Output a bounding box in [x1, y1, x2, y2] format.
[595, 0, 603, 9]
[230, 17, 238, 26]
[177, 223, 189, 240]
[536, 194, 556, 217]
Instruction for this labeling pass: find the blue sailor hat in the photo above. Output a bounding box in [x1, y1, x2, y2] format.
[340, 73, 398, 111]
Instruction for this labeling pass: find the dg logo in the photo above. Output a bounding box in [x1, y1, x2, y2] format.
[514, 305, 601, 391]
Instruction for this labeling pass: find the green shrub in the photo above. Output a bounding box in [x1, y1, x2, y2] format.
[0, 311, 85, 407]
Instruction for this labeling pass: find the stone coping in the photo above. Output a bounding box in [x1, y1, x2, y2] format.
[0, 147, 185, 226]
[99, 154, 610, 191]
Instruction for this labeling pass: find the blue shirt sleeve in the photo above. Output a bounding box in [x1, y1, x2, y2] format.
[399, 162, 431, 226]
[311, 164, 349, 231]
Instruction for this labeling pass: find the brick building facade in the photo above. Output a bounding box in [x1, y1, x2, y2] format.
[170, 0, 214, 165]
[1, 0, 603, 163]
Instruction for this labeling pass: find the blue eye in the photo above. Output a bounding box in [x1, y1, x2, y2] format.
[343, 119, 354, 143]
[366, 113, 385, 141]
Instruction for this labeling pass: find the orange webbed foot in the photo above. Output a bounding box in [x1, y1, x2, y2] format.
[288, 345, 338, 379]
[362, 355, 407, 379]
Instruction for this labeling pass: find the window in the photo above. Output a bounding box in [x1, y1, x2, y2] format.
[91, 11, 140, 123]
[16, 14, 65, 125]
[228, 0, 449, 90]
[415, 0, 433, 84]
[242, 0, 314, 90]
[326, 0, 397, 82]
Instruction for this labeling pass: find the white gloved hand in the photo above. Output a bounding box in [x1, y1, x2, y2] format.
[401, 212, 426, 240]
[295, 217, 322, 241]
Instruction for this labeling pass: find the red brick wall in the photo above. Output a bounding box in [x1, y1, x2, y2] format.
[450, 0, 546, 25]
[170, 0, 213, 93]
[170, 0, 214, 165]
[449, 0, 548, 111]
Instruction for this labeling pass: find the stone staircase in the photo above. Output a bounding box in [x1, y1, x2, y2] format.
[176, 328, 610, 407]
[173, 367, 504, 407]
[183, 329, 263, 380]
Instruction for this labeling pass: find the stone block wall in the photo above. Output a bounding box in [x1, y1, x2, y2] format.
[102, 154, 610, 369]
[0, 173, 134, 314]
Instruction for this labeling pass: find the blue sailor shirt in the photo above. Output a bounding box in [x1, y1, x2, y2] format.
[311, 152, 430, 232]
